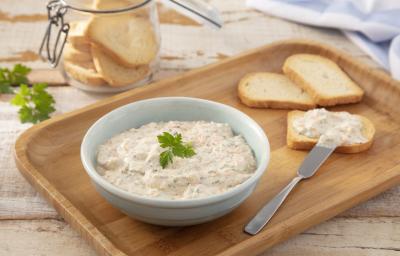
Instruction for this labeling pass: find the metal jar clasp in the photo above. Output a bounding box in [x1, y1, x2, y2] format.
[39, 0, 70, 67]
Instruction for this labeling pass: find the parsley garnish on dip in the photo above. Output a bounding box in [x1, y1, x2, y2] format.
[157, 132, 196, 169]
[96, 121, 257, 199]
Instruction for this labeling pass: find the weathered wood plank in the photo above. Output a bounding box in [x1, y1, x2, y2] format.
[0, 219, 97, 256]
[341, 186, 400, 218]
[263, 217, 400, 256]
[0, 88, 106, 220]
[0, 217, 398, 256]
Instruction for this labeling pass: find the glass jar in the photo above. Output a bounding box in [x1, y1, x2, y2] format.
[39, 0, 222, 93]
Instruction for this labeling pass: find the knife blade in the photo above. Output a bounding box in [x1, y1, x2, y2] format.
[244, 145, 335, 235]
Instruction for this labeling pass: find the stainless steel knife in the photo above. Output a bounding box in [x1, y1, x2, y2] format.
[244, 145, 336, 235]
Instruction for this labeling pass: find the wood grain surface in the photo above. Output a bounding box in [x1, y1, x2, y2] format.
[14, 40, 400, 256]
[1, 0, 400, 255]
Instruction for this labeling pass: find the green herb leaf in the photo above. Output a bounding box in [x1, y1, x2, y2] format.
[0, 64, 31, 94]
[157, 132, 176, 148]
[0, 64, 55, 124]
[12, 64, 31, 84]
[11, 83, 55, 124]
[0, 82, 13, 94]
[172, 143, 195, 158]
[159, 150, 174, 169]
[157, 132, 196, 168]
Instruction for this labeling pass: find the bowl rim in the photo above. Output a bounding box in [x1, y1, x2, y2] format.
[81, 97, 270, 208]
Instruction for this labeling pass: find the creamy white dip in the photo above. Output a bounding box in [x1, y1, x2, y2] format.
[96, 121, 257, 200]
[293, 108, 367, 147]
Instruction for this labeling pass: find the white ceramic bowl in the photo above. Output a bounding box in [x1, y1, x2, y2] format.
[81, 97, 270, 226]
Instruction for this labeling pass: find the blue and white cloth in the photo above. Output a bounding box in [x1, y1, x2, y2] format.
[247, 0, 400, 80]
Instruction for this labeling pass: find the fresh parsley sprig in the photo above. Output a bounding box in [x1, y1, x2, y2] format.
[157, 132, 196, 168]
[0, 64, 56, 124]
[11, 83, 55, 124]
[0, 64, 31, 93]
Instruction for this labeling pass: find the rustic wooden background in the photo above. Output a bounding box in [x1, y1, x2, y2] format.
[1, 0, 399, 255]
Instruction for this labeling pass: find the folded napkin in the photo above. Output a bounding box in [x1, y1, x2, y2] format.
[247, 0, 400, 80]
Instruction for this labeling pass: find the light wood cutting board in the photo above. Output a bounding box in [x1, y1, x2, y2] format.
[14, 40, 400, 256]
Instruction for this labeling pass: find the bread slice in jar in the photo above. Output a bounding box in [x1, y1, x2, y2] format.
[238, 72, 316, 110]
[63, 42, 92, 62]
[93, 0, 149, 18]
[91, 44, 150, 87]
[93, 0, 143, 9]
[64, 60, 106, 86]
[287, 110, 375, 153]
[283, 54, 364, 106]
[67, 21, 90, 45]
[87, 15, 158, 67]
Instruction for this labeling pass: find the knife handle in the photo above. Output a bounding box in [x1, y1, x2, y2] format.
[244, 176, 303, 235]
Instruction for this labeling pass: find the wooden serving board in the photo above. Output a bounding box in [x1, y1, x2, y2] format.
[14, 40, 400, 256]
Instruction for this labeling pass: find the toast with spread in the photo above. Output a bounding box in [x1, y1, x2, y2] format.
[287, 110, 375, 153]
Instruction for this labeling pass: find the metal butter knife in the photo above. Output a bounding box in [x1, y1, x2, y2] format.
[244, 145, 335, 235]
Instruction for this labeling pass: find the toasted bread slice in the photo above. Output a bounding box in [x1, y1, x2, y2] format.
[67, 60, 96, 70]
[238, 72, 316, 110]
[64, 61, 105, 86]
[87, 15, 158, 67]
[93, 0, 149, 17]
[63, 42, 92, 62]
[67, 21, 90, 45]
[283, 54, 364, 106]
[91, 44, 149, 87]
[93, 0, 141, 9]
[287, 110, 375, 153]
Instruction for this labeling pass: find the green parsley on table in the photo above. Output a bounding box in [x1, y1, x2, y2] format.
[0, 64, 56, 124]
[157, 132, 196, 168]
[11, 83, 56, 124]
[0, 64, 31, 93]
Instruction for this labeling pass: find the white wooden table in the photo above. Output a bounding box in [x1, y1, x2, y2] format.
[1, 1, 399, 255]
